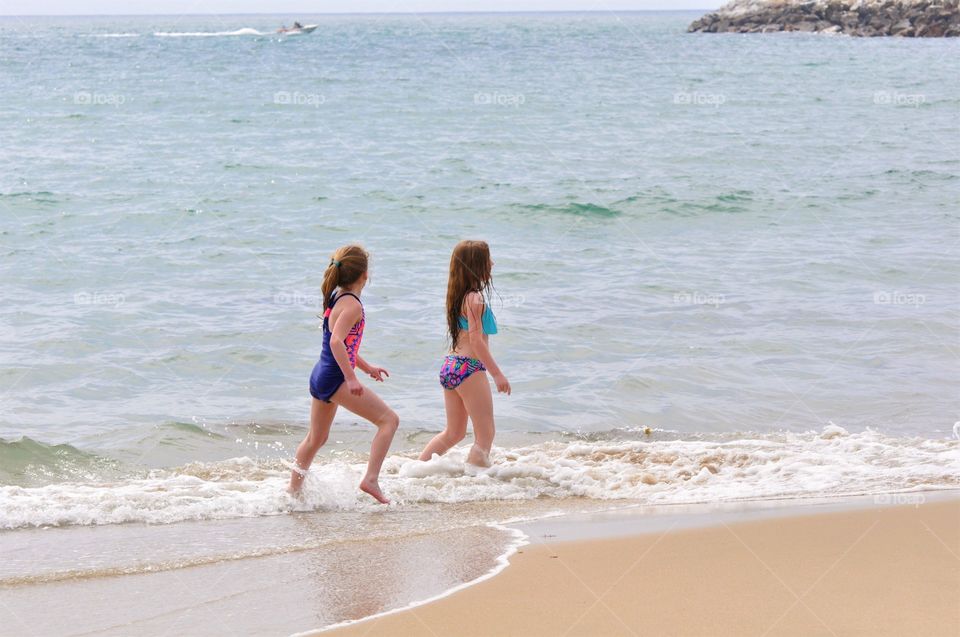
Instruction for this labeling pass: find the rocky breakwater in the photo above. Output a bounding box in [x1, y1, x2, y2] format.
[688, 0, 960, 36]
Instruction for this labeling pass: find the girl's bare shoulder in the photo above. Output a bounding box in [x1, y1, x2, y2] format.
[331, 293, 362, 319]
[463, 290, 484, 306]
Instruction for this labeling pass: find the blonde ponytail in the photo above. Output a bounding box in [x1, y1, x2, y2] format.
[321, 244, 369, 310]
[321, 261, 341, 310]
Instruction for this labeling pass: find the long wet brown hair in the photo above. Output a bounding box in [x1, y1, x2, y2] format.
[446, 240, 493, 349]
[321, 244, 369, 310]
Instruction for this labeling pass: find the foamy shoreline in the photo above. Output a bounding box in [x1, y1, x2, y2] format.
[4, 426, 957, 530]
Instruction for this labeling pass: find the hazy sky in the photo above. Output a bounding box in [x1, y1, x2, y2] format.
[1, 1, 721, 16]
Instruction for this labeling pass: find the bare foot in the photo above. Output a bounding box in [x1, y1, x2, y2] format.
[466, 444, 491, 468]
[286, 474, 306, 495]
[359, 478, 390, 504]
[282, 460, 308, 494]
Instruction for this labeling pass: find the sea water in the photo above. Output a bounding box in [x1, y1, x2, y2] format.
[1, 12, 958, 634]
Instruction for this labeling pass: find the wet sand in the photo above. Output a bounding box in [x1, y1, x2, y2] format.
[0, 513, 518, 637]
[326, 498, 960, 636]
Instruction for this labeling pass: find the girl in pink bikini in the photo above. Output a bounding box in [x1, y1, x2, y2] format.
[287, 244, 398, 504]
[419, 240, 511, 467]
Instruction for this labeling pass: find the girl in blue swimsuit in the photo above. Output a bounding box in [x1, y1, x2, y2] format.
[287, 244, 399, 504]
[419, 240, 511, 467]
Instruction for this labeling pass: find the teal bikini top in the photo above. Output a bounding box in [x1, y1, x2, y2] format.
[458, 305, 498, 335]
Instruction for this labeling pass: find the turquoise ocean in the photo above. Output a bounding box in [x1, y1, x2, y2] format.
[1, 12, 958, 635]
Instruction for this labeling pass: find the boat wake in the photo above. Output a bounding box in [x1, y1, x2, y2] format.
[153, 28, 264, 37]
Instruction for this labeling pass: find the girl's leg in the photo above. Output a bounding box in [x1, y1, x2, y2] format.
[331, 384, 399, 504]
[418, 389, 468, 460]
[288, 398, 338, 493]
[455, 371, 495, 467]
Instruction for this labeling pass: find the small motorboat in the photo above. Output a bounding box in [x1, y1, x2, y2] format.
[277, 24, 318, 36]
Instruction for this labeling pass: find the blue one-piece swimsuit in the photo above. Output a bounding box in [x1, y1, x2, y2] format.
[309, 292, 365, 402]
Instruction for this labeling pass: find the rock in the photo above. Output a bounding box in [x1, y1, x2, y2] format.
[891, 17, 914, 30]
[688, 0, 959, 36]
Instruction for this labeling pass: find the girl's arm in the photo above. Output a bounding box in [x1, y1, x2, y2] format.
[356, 354, 389, 382]
[465, 292, 511, 395]
[355, 354, 372, 375]
[329, 298, 364, 395]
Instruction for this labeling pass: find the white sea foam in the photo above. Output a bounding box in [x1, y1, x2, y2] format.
[153, 28, 263, 37]
[1, 428, 957, 530]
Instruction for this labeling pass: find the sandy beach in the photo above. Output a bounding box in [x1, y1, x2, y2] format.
[326, 498, 960, 636]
